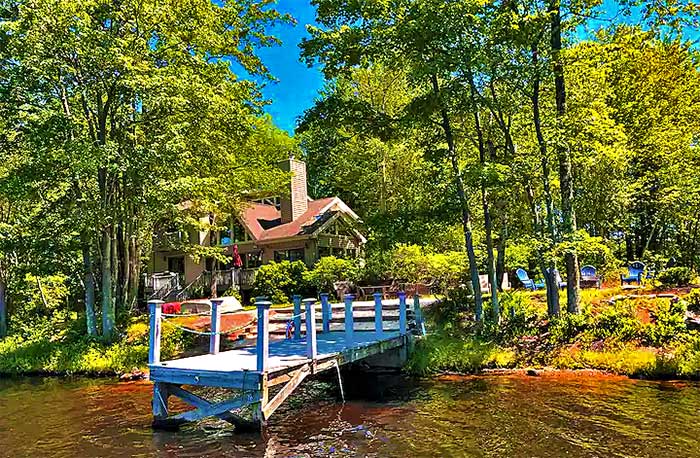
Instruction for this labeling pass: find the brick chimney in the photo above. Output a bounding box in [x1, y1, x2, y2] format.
[279, 158, 308, 223]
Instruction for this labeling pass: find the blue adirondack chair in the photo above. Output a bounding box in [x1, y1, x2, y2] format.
[621, 261, 645, 286]
[516, 268, 545, 291]
[580, 265, 601, 289]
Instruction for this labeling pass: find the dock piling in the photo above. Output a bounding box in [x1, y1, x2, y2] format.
[373, 292, 383, 337]
[148, 300, 164, 365]
[320, 293, 330, 333]
[209, 298, 223, 355]
[292, 295, 302, 340]
[303, 298, 317, 360]
[256, 299, 272, 372]
[344, 294, 354, 346]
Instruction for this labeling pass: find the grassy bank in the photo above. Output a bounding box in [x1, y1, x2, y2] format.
[407, 287, 700, 380]
[0, 319, 191, 376]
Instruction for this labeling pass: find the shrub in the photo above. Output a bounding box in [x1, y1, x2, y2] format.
[658, 267, 695, 287]
[252, 260, 310, 304]
[495, 292, 543, 342]
[549, 312, 592, 344]
[644, 299, 687, 347]
[389, 244, 469, 293]
[304, 256, 358, 294]
[592, 301, 644, 342]
[686, 288, 700, 313]
[405, 333, 515, 375]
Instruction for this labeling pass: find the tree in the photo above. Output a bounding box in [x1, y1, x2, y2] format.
[0, 0, 293, 339]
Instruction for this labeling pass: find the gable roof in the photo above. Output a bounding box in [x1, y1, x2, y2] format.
[239, 197, 365, 243]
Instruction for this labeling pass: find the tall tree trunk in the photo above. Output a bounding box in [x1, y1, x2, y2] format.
[531, 44, 560, 316]
[468, 73, 499, 320]
[430, 73, 483, 320]
[101, 226, 115, 340]
[81, 234, 97, 336]
[0, 270, 6, 338]
[550, 0, 580, 313]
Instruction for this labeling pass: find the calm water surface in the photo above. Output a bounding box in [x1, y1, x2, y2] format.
[0, 373, 699, 457]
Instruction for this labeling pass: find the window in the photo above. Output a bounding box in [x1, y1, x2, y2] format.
[319, 246, 331, 258]
[274, 248, 305, 263]
[219, 229, 232, 246]
[231, 220, 250, 243]
[167, 256, 185, 274]
[245, 252, 263, 269]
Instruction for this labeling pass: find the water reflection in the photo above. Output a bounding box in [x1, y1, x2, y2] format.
[1, 373, 700, 457]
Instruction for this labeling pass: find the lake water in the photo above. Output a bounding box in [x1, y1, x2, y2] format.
[0, 372, 699, 457]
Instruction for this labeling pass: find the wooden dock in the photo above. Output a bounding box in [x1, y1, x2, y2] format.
[147, 292, 428, 430]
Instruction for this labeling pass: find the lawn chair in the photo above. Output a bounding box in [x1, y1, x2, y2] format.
[580, 265, 601, 289]
[516, 268, 545, 291]
[479, 274, 491, 295]
[621, 261, 645, 286]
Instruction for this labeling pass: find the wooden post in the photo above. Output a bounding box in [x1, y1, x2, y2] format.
[398, 291, 407, 335]
[413, 293, 426, 336]
[320, 293, 330, 333]
[373, 292, 383, 337]
[344, 294, 354, 346]
[292, 294, 302, 340]
[148, 300, 164, 365]
[256, 299, 272, 372]
[209, 298, 222, 355]
[303, 298, 317, 360]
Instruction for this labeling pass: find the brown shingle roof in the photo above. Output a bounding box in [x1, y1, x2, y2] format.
[239, 197, 338, 242]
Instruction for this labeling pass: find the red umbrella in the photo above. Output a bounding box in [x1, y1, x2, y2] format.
[232, 244, 243, 269]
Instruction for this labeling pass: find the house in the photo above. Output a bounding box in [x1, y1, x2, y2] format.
[146, 158, 367, 300]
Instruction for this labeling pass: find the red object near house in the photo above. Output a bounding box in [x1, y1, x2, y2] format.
[232, 244, 243, 269]
[162, 302, 181, 314]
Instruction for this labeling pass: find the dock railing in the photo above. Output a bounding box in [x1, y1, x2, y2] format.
[148, 291, 427, 371]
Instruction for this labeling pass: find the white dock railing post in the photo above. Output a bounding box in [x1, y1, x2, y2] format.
[209, 298, 223, 355]
[303, 298, 317, 360]
[414, 293, 426, 336]
[320, 293, 331, 333]
[373, 292, 383, 337]
[344, 294, 354, 346]
[256, 299, 272, 372]
[398, 291, 407, 335]
[292, 295, 302, 340]
[148, 300, 164, 365]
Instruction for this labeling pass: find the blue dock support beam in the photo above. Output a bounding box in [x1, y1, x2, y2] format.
[148, 300, 164, 365]
[320, 293, 331, 333]
[398, 291, 407, 335]
[373, 292, 383, 337]
[344, 294, 354, 346]
[210, 298, 223, 355]
[303, 298, 318, 359]
[256, 299, 272, 372]
[292, 295, 302, 340]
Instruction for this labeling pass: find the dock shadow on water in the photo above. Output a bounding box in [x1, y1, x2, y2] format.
[2, 372, 700, 457]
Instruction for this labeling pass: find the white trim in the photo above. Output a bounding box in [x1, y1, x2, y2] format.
[311, 211, 367, 244]
[316, 197, 362, 222]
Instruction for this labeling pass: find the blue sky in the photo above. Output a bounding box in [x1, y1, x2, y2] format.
[254, 1, 322, 134]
